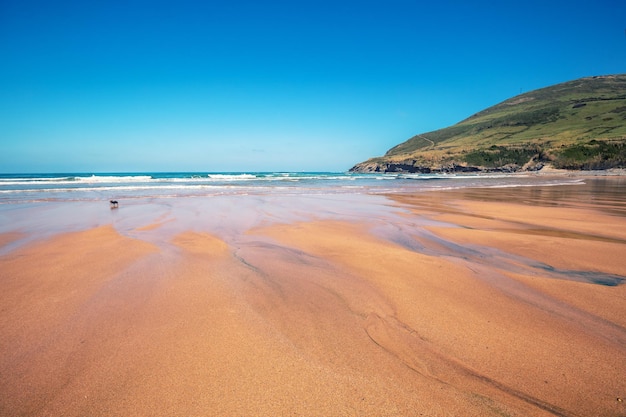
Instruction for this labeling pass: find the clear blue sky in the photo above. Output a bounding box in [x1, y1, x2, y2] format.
[1, 0, 625, 172]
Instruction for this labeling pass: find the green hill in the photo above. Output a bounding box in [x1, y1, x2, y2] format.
[350, 74, 626, 173]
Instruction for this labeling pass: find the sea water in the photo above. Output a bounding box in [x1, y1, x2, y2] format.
[0, 171, 598, 246]
[0, 171, 585, 204]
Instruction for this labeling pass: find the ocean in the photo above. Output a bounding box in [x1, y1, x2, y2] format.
[2, 171, 609, 243]
[0, 171, 586, 204]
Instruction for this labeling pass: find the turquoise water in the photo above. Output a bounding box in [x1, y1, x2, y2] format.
[0, 172, 585, 204]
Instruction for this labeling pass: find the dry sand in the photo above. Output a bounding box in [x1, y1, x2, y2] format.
[1, 180, 625, 416]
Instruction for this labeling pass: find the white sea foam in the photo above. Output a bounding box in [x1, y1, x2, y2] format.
[75, 175, 154, 183]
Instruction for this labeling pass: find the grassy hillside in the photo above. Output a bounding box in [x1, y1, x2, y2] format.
[351, 75, 626, 172]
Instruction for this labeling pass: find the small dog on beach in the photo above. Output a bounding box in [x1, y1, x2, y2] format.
[110, 200, 119, 208]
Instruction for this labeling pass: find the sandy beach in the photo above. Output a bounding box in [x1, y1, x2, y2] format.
[1, 177, 625, 416]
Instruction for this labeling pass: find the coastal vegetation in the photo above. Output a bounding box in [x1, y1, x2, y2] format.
[350, 74, 626, 173]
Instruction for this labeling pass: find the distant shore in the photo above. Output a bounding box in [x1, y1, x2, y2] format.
[349, 160, 626, 176]
[532, 166, 626, 176]
[1, 179, 625, 416]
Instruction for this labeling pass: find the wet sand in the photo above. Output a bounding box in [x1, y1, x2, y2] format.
[1, 179, 625, 416]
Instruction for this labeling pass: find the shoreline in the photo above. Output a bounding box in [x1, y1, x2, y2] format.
[1, 179, 625, 416]
[526, 166, 626, 176]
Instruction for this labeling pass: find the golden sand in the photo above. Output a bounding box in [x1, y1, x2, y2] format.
[0, 231, 22, 246]
[1, 183, 625, 416]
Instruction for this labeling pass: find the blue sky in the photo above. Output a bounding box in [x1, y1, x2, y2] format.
[1, 0, 625, 172]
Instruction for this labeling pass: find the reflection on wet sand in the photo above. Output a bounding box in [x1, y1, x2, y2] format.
[0, 178, 625, 416]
